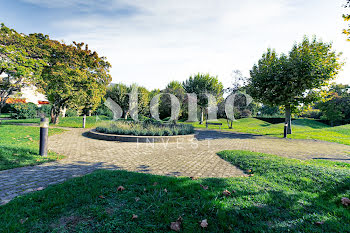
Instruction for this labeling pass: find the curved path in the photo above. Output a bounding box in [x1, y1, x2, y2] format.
[1, 128, 350, 205]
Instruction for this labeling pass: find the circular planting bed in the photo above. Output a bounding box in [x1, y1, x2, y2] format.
[88, 120, 195, 143]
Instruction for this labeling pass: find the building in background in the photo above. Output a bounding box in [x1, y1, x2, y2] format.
[0, 74, 49, 106]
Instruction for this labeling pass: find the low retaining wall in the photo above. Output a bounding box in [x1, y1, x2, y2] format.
[87, 129, 196, 143]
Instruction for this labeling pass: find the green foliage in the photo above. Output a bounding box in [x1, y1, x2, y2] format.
[65, 109, 78, 117]
[0, 125, 64, 170]
[38, 104, 52, 118]
[0, 24, 46, 112]
[11, 103, 38, 119]
[39, 40, 112, 124]
[316, 84, 350, 125]
[248, 37, 343, 133]
[96, 120, 194, 136]
[183, 73, 224, 122]
[159, 81, 186, 120]
[94, 104, 113, 118]
[106, 83, 150, 119]
[299, 108, 322, 119]
[2, 150, 350, 232]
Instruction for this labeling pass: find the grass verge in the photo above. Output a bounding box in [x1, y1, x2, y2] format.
[1, 150, 350, 232]
[2, 115, 110, 128]
[0, 125, 65, 170]
[185, 118, 350, 145]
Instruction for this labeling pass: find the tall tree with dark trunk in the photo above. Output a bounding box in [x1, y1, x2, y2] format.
[37, 40, 112, 124]
[248, 37, 342, 134]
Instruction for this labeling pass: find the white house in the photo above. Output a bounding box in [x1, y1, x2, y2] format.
[0, 73, 49, 105]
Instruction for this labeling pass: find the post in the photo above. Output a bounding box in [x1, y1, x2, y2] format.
[82, 114, 86, 128]
[284, 122, 288, 138]
[39, 117, 49, 156]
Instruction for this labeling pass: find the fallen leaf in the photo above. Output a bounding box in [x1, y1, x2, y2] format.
[20, 217, 28, 224]
[164, 188, 168, 193]
[153, 182, 158, 186]
[28, 137, 33, 141]
[248, 174, 254, 177]
[190, 176, 198, 180]
[13, 153, 19, 156]
[105, 208, 114, 215]
[36, 187, 44, 191]
[132, 214, 138, 220]
[135, 197, 140, 202]
[99, 195, 105, 199]
[144, 188, 147, 192]
[341, 197, 350, 206]
[315, 221, 324, 225]
[170, 216, 183, 232]
[200, 219, 208, 228]
[246, 169, 252, 173]
[117, 186, 125, 192]
[223, 190, 231, 196]
[200, 184, 208, 190]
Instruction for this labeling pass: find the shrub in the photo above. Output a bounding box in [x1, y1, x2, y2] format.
[94, 104, 113, 118]
[241, 109, 252, 118]
[38, 104, 52, 117]
[96, 120, 194, 136]
[65, 109, 78, 117]
[12, 103, 38, 119]
[299, 109, 322, 119]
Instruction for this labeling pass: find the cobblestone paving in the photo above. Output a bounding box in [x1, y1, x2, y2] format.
[1, 128, 350, 205]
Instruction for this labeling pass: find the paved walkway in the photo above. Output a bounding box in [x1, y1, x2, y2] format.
[1, 128, 350, 205]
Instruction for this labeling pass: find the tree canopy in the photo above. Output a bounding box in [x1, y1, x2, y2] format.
[0, 23, 46, 113]
[248, 37, 342, 134]
[183, 73, 223, 123]
[37, 40, 112, 123]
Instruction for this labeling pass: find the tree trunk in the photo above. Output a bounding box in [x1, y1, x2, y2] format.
[124, 111, 129, 120]
[199, 108, 204, 124]
[50, 105, 60, 124]
[285, 104, 292, 134]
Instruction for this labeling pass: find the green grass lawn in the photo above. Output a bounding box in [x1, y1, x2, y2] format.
[2, 115, 110, 128]
[0, 125, 65, 170]
[185, 118, 350, 145]
[0, 113, 11, 118]
[1, 150, 350, 232]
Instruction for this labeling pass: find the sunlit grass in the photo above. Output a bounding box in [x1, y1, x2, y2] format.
[0, 125, 65, 170]
[1, 150, 350, 232]
[185, 118, 350, 145]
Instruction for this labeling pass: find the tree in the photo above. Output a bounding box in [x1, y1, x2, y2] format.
[159, 81, 186, 120]
[248, 37, 342, 134]
[106, 83, 130, 119]
[318, 93, 345, 126]
[37, 40, 111, 124]
[316, 83, 350, 125]
[0, 24, 46, 115]
[343, 0, 350, 40]
[106, 83, 149, 120]
[183, 73, 223, 124]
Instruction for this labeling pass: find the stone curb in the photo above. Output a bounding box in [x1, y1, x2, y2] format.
[87, 129, 196, 143]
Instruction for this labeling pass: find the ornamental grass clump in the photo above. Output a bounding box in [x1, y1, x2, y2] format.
[96, 120, 194, 136]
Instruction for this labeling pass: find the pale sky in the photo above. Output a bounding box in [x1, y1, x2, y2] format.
[1, 0, 350, 90]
